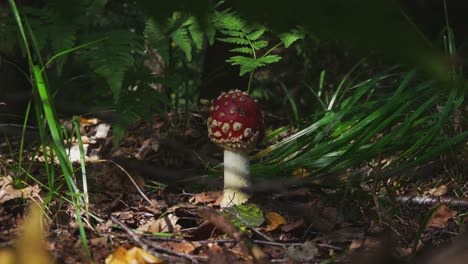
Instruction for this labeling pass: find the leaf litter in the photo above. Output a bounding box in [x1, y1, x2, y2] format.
[0, 112, 465, 263]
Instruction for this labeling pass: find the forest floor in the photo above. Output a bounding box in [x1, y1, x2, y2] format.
[0, 108, 466, 264]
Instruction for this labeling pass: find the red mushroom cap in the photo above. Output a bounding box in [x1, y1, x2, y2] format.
[208, 89, 264, 152]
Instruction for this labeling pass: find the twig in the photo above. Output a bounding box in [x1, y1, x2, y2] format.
[110, 215, 204, 263]
[106, 159, 152, 204]
[144, 235, 344, 250]
[110, 215, 163, 259]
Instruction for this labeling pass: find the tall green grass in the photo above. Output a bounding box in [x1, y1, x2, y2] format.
[253, 67, 466, 185]
[8, 0, 92, 258]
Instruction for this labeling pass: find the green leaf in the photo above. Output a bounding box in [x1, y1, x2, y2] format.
[219, 29, 245, 37]
[280, 30, 304, 48]
[230, 47, 253, 54]
[251, 40, 268, 50]
[188, 19, 204, 50]
[224, 203, 265, 228]
[217, 37, 250, 45]
[172, 27, 192, 61]
[215, 13, 245, 30]
[85, 30, 142, 103]
[227, 55, 281, 75]
[247, 28, 266, 41]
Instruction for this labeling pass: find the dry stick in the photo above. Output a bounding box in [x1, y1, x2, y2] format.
[144, 236, 344, 250]
[106, 159, 152, 204]
[110, 215, 163, 259]
[394, 195, 468, 207]
[198, 207, 269, 264]
[110, 215, 204, 263]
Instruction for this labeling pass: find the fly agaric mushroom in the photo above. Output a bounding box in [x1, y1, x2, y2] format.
[207, 89, 264, 207]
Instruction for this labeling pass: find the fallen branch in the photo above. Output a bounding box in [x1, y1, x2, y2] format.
[394, 195, 468, 208]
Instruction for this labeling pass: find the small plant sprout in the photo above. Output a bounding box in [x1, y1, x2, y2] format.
[208, 90, 264, 207]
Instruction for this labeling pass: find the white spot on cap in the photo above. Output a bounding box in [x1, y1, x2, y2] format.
[213, 131, 222, 137]
[233, 122, 242, 131]
[219, 112, 225, 118]
[222, 123, 230, 134]
[230, 107, 236, 115]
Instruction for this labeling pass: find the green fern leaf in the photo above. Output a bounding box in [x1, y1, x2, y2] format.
[259, 55, 282, 64]
[205, 23, 217, 45]
[219, 29, 245, 37]
[247, 28, 265, 41]
[215, 13, 245, 31]
[188, 20, 204, 50]
[144, 19, 165, 46]
[251, 40, 268, 50]
[280, 30, 304, 48]
[49, 24, 78, 75]
[144, 19, 169, 64]
[85, 30, 142, 102]
[227, 55, 281, 76]
[217, 37, 250, 45]
[172, 28, 192, 61]
[230, 47, 253, 54]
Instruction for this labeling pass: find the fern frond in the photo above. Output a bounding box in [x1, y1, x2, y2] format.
[84, 30, 143, 102]
[280, 30, 305, 48]
[48, 24, 78, 75]
[188, 20, 204, 49]
[251, 40, 268, 50]
[230, 47, 253, 54]
[215, 13, 246, 31]
[219, 29, 245, 37]
[172, 27, 192, 61]
[227, 55, 281, 76]
[217, 37, 250, 45]
[247, 28, 265, 40]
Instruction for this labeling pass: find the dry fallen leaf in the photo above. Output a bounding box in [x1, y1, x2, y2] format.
[265, 211, 286, 231]
[189, 191, 222, 207]
[105, 246, 161, 264]
[166, 241, 197, 254]
[426, 205, 457, 228]
[147, 214, 180, 233]
[0, 176, 40, 204]
[425, 185, 448, 197]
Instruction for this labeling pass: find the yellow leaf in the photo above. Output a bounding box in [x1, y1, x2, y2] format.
[105, 246, 162, 264]
[265, 211, 286, 231]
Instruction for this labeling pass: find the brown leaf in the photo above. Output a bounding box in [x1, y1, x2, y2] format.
[189, 191, 222, 207]
[167, 241, 197, 254]
[265, 211, 286, 232]
[426, 205, 457, 228]
[0, 176, 40, 203]
[105, 246, 161, 264]
[425, 185, 448, 197]
[147, 214, 180, 233]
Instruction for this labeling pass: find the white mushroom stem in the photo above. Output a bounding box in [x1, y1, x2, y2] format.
[221, 149, 251, 207]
